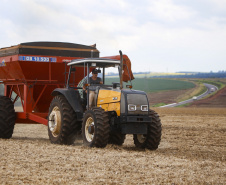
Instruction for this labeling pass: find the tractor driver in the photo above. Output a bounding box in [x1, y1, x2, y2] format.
[83, 68, 103, 107]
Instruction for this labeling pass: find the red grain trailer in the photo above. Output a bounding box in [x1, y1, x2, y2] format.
[0, 42, 99, 138]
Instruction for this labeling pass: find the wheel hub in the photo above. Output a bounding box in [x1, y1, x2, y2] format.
[137, 134, 146, 144]
[85, 117, 95, 142]
[48, 106, 61, 137]
[88, 125, 94, 134]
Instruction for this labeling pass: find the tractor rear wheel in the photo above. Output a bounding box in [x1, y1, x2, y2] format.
[48, 95, 81, 145]
[133, 109, 162, 150]
[0, 96, 16, 139]
[108, 132, 126, 146]
[82, 107, 110, 148]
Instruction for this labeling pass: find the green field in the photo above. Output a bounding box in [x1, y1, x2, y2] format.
[0, 79, 195, 95]
[107, 72, 190, 78]
[105, 78, 195, 93]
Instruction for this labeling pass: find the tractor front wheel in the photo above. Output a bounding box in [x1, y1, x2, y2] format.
[133, 109, 162, 150]
[48, 95, 81, 145]
[0, 96, 16, 139]
[82, 107, 110, 148]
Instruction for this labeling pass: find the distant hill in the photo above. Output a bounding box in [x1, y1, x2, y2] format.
[107, 71, 226, 78]
[106, 72, 189, 78]
[160, 71, 226, 78]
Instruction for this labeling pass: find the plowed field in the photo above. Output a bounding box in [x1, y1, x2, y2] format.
[0, 108, 225, 184]
[191, 87, 226, 107]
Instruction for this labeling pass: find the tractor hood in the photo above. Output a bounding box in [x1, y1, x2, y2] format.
[121, 89, 149, 115]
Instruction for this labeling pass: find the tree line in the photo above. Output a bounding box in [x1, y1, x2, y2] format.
[152, 72, 226, 78]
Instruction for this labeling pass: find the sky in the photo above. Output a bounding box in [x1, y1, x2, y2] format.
[0, 0, 226, 72]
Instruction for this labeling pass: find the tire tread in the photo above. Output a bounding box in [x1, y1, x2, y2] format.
[0, 96, 16, 139]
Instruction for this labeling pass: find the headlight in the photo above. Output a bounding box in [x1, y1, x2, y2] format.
[128, 104, 136, 111]
[141, 105, 148, 111]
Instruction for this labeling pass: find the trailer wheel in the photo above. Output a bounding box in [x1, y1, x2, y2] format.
[133, 109, 162, 150]
[108, 133, 126, 146]
[82, 107, 110, 148]
[48, 95, 81, 145]
[0, 96, 16, 139]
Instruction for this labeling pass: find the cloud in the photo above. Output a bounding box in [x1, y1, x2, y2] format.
[0, 0, 225, 72]
[207, 0, 226, 11]
[147, 0, 196, 22]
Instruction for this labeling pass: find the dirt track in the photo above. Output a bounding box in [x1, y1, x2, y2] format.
[148, 89, 193, 106]
[1, 108, 226, 184]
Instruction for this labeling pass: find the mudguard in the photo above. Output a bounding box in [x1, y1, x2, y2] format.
[51, 88, 83, 120]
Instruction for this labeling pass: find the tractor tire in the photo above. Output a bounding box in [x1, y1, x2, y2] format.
[133, 109, 162, 150]
[82, 107, 110, 148]
[108, 132, 126, 146]
[0, 96, 16, 139]
[48, 95, 81, 145]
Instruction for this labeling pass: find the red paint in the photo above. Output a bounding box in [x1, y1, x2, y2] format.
[0, 54, 85, 125]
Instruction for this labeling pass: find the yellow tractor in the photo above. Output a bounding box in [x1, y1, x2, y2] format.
[49, 51, 162, 150]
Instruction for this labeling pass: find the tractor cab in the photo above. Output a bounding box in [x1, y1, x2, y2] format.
[67, 57, 123, 110]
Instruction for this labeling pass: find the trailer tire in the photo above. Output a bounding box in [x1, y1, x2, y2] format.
[0, 96, 16, 139]
[82, 107, 110, 148]
[48, 95, 81, 145]
[133, 109, 162, 150]
[108, 133, 126, 146]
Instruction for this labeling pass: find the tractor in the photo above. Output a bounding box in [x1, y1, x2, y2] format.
[49, 51, 162, 149]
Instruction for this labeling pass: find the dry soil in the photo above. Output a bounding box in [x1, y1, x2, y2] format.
[0, 108, 225, 184]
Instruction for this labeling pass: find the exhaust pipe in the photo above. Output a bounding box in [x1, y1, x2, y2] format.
[119, 50, 123, 89]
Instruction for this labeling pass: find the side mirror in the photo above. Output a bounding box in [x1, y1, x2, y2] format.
[126, 85, 132, 89]
[112, 82, 120, 89]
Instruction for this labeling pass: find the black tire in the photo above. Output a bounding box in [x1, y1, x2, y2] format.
[0, 96, 16, 139]
[108, 132, 126, 146]
[133, 109, 162, 150]
[48, 95, 81, 145]
[82, 107, 110, 148]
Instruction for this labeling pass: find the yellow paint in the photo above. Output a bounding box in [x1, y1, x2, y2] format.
[108, 102, 120, 116]
[97, 90, 121, 104]
[97, 89, 121, 116]
[99, 104, 109, 111]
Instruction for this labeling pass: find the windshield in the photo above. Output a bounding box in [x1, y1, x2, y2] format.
[104, 67, 120, 85]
